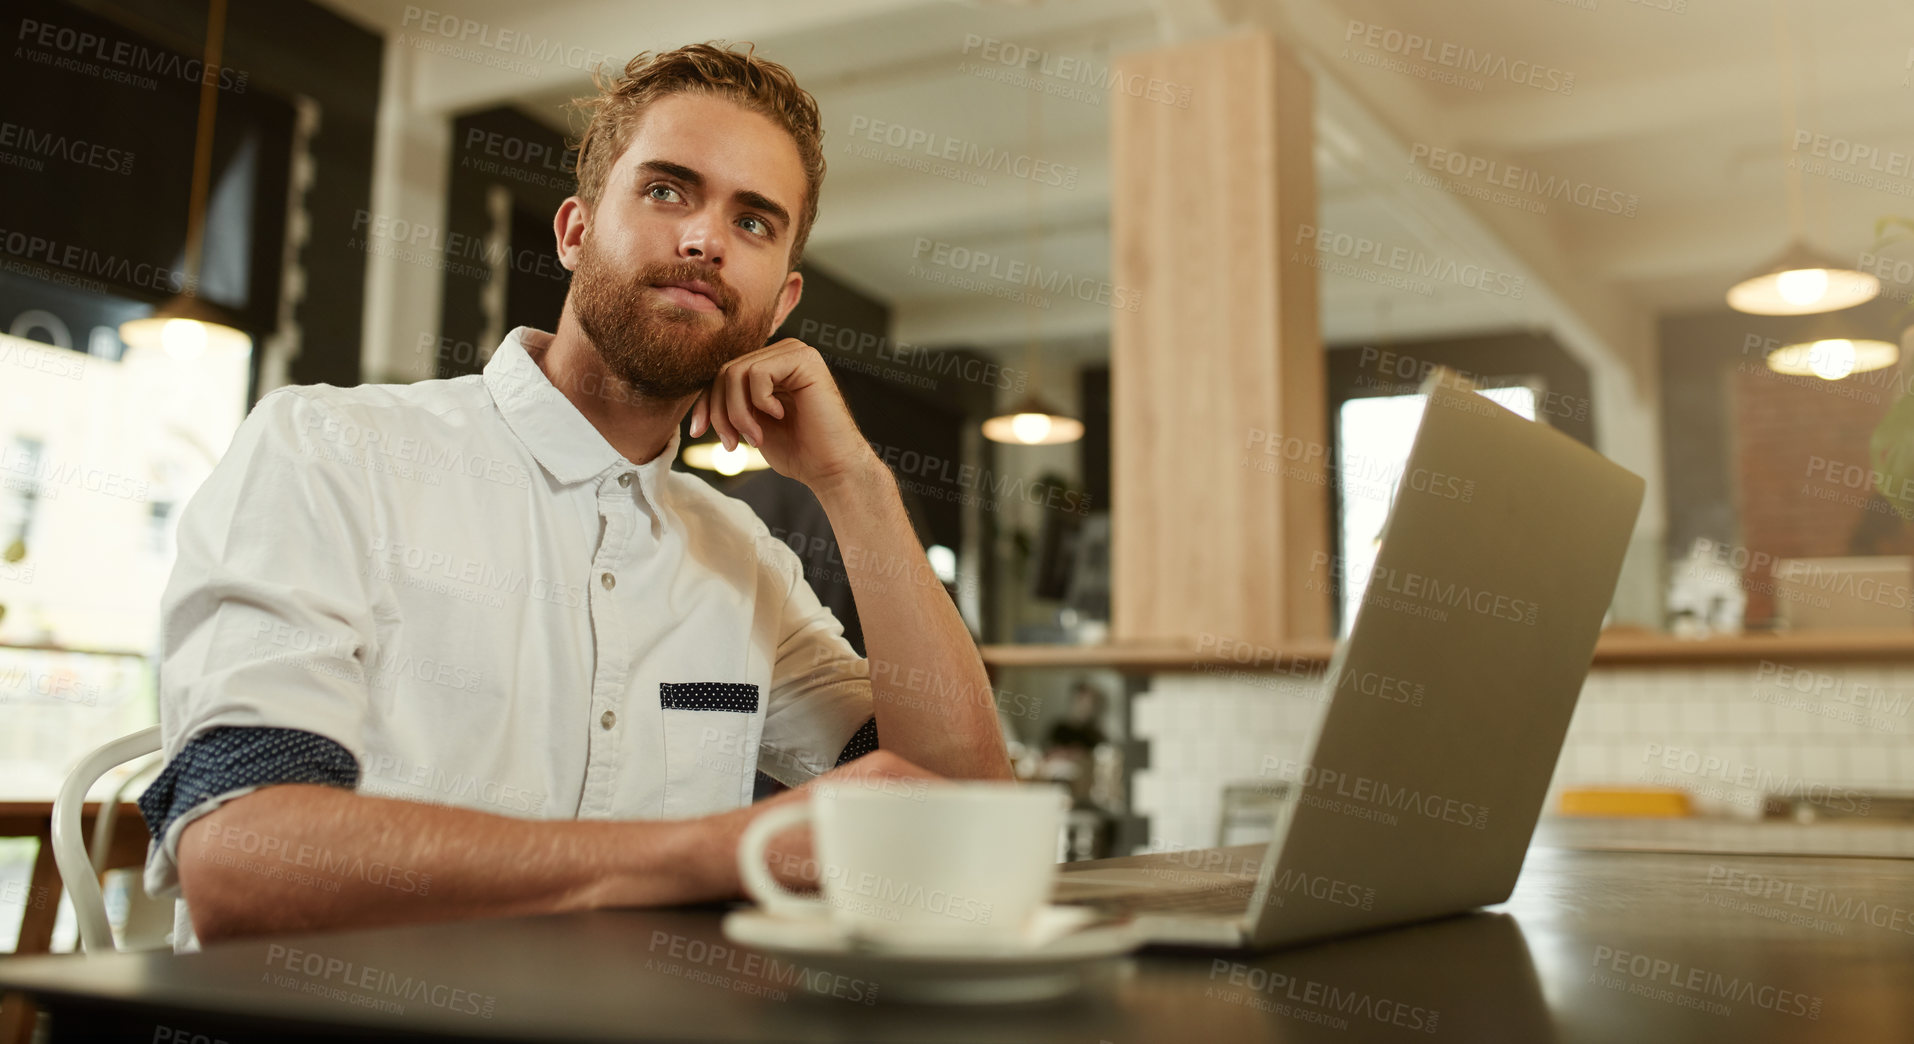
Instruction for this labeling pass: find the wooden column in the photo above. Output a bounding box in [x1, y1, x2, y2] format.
[1109, 30, 1330, 647]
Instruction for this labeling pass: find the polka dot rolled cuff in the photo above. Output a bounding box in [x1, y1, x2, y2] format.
[834, 716, 880, 766]
[136, 726, 360, 843]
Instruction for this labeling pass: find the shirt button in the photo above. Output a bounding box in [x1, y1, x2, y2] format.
[600, 710, 616, 730]
[618, 473, 632, 488]
[601, 572, 616, 590]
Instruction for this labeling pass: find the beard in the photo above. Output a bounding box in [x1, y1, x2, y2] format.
[568, 237, 780, 400]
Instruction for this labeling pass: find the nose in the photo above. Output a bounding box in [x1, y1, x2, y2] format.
[676, 209, 725, 268]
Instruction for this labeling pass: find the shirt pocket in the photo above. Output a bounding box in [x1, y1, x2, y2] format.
[659, 682, 764, 818]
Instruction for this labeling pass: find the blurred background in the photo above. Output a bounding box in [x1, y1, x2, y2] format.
[5, 0, 1914, 951]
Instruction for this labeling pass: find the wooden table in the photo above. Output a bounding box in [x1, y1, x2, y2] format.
[0, 801, 149, 1044]
[1, 843, 1910, 1042]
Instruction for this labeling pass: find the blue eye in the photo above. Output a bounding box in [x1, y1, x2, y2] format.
[740, 215, 771, 237]
[647, 183, 682, 202]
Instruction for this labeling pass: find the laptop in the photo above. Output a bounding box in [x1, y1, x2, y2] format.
[1053, 372, 1646, 949]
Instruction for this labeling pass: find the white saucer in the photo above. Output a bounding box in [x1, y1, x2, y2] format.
[720, 905, 1142, 1005]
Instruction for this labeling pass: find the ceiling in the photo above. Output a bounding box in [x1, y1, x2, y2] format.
[317, 0, 1914, 373]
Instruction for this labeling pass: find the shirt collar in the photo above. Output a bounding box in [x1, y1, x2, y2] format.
[484, 327, 683, 526]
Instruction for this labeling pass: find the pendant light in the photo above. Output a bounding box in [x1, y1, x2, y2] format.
[1728, 241, 1879, 316]
[1765, 332, 1899, 381]
[982, 393, 1085, 445]
[1726, 0, 1879, 317]
[983, 87, 1082, 446]
[120, 0, 252, 358]
[682, 439, 769, 476]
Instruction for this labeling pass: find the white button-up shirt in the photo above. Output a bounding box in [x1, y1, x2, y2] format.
[145, 326, 874, 916]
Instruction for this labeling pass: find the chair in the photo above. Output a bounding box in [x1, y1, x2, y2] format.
[49, 725, 161, 953]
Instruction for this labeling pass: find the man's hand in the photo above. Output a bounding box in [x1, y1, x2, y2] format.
[686, 338, 879, 491]
[754, 750, 945, 891]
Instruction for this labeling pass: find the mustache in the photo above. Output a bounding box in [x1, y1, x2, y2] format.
[637, 261, 740, 315]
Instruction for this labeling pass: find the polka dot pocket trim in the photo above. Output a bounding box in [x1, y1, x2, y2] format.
[659, 681, 761, 713]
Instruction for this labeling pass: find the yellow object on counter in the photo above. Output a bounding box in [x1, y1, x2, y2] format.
[1558, 788, 1693, 818]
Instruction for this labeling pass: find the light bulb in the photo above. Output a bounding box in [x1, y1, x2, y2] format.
[713, 443, 749, 476]
[1808, 339, 1857, 381]
[927, 544, 957, 583]
[1776, 268, 1829, 308]
[161, 318, 208, 361]
[1010, 412, 1052, 444]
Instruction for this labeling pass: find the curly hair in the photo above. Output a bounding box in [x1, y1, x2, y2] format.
[570, 42, 826, 271]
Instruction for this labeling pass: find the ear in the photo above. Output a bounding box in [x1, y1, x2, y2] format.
[554, 196, 589, 270]
[769, 269, 804, 331]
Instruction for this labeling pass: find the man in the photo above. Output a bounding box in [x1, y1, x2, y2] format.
[138, 42, 1012, 949]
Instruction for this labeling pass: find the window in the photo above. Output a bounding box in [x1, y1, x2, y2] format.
[1335, 385, 1539, 636]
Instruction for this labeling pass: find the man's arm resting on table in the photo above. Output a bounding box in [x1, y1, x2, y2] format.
[177, 749, 928, 944]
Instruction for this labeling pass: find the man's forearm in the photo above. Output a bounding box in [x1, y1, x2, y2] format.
[813, 458, 1013, 781]
[178, 784, 768, 944]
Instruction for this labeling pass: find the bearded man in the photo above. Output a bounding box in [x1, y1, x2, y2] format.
[137, 42, 1010, 950]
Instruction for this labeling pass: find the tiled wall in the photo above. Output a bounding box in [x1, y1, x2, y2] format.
[1131, 660, 1914, 851]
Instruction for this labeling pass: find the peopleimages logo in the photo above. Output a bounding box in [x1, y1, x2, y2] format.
[397, 5, 615, 75]
[1640, 743, 1872, 816]
[1589, 945, 1820, 1019]
[0, 120, 134, 175]
[1312, 551, 1541, 626]
[846, 115, 1079, 189]
[1294, 225, 1526, 298]
[1343, 20, 1574, 94]
[1791, 130, 1914, 180]
[1206, 959, 1440, 1033]
[263, 944, 494, 1018]
[0, 226, 192, 296]
[909, 237, 1141, 312]
[15, 17, 250, 92]
[796, 318, 1027, 393]
[1407, 144, 1638, 216]
[959, 34, 1193, 108]
[1706, 864, 1914, 935]
[1267, 868, 1376, 910]
[1260, 755, 1490, 830]
[869, 439, 1094, 515]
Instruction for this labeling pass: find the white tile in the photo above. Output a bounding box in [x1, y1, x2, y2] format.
[1701, 668, 1744, 701]
[1799, 746, 1839, 782]
[1566, 744, 1603, 785]
[1148, 676, 1191, 699]
[1790, 699, 1833, 735]
[1886, 746, 1914, 788]
[1545, 745, 1576, 784]
[1604, 701, 1639, 736]
[1722, 701, 1768, 737]
[1847, 746, 1890, 787]
[1131, 770, 1164, 813]
[1635, 700, 1674, 735]
[1675, 699, 1718, 735]
[1599, 744, 1635, 783]
[1599, 669, 1641, 699]
[1131, 694, 1166, 738]
[1750, 742, 1795, 778]
[1660, 667, 1698, 699]
[1597, 668, 1639, 699]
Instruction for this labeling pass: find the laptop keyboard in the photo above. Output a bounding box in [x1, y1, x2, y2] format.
[1058, 880, 1256, 917]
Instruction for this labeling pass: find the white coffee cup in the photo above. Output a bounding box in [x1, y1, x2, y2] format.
[737, 780, 1066, 945]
